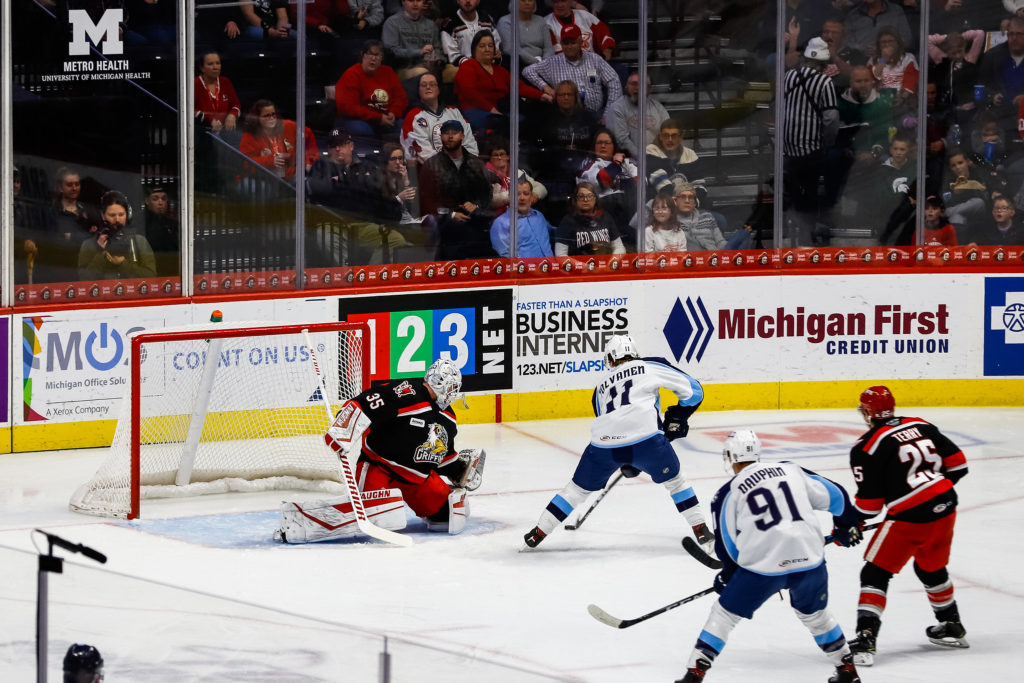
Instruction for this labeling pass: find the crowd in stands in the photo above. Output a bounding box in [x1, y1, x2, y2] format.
[13, 0, 1024, 285]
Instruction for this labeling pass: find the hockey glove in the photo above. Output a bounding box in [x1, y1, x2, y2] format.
[620, 464, 642, 478]
[713, 571, 728, 594]
[831, 518, 865, 547]
[663, 405, 690, 441]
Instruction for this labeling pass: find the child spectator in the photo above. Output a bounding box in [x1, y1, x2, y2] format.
[918, 195, 959, 246]
[644, 193, 686, 252]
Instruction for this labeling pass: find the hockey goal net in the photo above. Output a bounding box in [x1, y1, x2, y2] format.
[70, 321, 369, 519]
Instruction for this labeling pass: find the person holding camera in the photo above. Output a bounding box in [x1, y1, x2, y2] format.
[78, 191, 157, 281]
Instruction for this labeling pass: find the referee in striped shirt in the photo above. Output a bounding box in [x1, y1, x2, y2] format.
[783, 37, 839, 247]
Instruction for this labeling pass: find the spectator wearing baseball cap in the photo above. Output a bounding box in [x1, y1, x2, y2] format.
[523, 19, 622, 117]
[544, 0, 616, 60]
[419, 113, 495, 260]
[308, 126, 411, 265]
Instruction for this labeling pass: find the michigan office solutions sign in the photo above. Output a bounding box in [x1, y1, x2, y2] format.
[339, 289, 514, 393]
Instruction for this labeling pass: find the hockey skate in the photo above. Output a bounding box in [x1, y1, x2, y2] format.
[848, 630, 876, 667]
[692, 523, 716, 556]
[523, 526, 547, 549]
[674, 657, 711, 682]
[926, 620, 969, 649]
[827, 654, 861, 683]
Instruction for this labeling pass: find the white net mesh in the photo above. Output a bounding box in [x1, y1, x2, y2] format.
[69, 322, 366, 518]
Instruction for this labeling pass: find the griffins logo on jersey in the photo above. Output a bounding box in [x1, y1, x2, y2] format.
[414, 423, 449, 465]
[370, 88, 390, 112]
[392, 380, 415, 397]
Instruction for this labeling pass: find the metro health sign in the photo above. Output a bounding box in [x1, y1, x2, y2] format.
[985, 277, 1024, 376]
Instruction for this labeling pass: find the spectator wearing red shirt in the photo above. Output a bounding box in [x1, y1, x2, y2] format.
[240, 99, 320, 181]
[194, 51, 241, 135]
[335, 39, 409, 140]
[917, 196, 958, 247]
[454, 30, 547, 133]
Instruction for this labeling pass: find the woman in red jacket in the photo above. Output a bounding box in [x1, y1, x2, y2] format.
[454, 30, 550, 134]
[240, 99, 320, 181]
[194, 51, 242, 134]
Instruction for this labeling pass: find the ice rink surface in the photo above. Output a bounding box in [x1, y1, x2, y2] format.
[2, 407, 1023, 682]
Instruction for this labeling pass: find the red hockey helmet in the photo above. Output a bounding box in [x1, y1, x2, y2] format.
[859, 385, 895, 423]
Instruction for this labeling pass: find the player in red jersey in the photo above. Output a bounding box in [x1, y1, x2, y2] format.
[846, 386, 970, 666]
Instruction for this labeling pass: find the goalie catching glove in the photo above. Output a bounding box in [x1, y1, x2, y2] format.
[451, 448, 486, 491]
[663, 404, 690, 441]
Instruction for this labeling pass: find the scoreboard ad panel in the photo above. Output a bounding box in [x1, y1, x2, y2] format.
[338, 289, 514, 393]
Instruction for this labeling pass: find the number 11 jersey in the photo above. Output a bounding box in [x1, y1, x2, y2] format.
[588, 356, 702, 448]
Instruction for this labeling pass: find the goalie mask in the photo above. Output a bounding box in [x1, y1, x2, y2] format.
[859, 385, 895, 424]
[605, 334, 639, 368]
[425, 358, 462, 409]
[723, 429, 761, 471]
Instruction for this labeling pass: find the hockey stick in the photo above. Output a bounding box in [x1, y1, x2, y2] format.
[682, 522, 884, 570]
[565, 471, 624, 531]
[682, 537, 723, 569]
[303, 330, 412, 548]
[587, 587, 717, 629]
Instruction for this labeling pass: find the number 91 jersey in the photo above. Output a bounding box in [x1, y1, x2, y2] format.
[712, 461, 854, 576]
[589, 357, 703, 448]
[850, 416, 967, 522]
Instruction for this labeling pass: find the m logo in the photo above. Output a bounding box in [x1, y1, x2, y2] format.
[68, 9, 124, 56]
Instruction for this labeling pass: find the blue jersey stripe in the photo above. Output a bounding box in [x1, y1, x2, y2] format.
[808, 474, 846, 516]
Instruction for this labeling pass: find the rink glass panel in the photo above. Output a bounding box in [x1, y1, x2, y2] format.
[10, 0, 182, 303]
[5, 1, 1017, 301]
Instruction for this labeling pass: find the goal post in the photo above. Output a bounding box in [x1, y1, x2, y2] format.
[70, 321, 370, 519]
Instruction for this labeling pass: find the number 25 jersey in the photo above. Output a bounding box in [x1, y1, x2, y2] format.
[850, 416, 968, 523]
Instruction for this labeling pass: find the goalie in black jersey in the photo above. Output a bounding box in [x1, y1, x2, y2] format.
[275, 359, 486, 543]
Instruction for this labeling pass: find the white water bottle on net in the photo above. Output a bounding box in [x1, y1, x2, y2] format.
[70, 320, 369, 519]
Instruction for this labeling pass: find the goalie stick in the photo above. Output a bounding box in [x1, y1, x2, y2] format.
[587, 587, 717, 629]
[303, 330, 412, 548]
[565, 471, 624, 531]
[681, 522, 883, 570]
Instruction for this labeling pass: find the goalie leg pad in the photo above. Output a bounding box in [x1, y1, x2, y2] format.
[424, 487, 470, 534]
[455, 448, 486, 491]
[275, 489, 406, 544]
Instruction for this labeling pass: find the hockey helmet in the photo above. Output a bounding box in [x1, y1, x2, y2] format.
[425, 358, 462, 409]
[605, 334, 639, 368]
[63, 643, 103, 683]
[723, 429, 761, 471]
[859, 385, 895, 424]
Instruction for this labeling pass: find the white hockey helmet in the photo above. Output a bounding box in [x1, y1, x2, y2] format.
[605, 334, 639, 368]
[425, 358, 462, 409]
[723, 429, 761, 471]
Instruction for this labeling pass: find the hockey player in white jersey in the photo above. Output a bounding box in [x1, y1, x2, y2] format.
[676, 430, 864, 683]
[522, 333, 712, 551]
